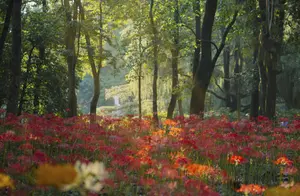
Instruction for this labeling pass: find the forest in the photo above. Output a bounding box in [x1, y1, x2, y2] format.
[0, 0, 300, 195]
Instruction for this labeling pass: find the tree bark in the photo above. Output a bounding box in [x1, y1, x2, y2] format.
[250, 2, 260, 119]
[0, 0, 13, 62]
[18, 46, 34, 115]
[258, 0, 285, 118]
[190, 0, 218, 116]
[167, 0, 180, 119]
[64, 0, 78, 117]
[250, 44, 259, 119]
[33, 0, 47, 115]
[78, 0, 102, 122]
[190, 0, 238, 117]
[192, 0, 201, 77]
[258, 46, 267, 115]
[6, 0, 22, 115]
[223, 44, 231, 108]
[149, 0, 159, 124]
[234, 39, 241, 120]
[138, 36, 142, 119]
[178, 98, 183, 116]
[33, 46, 44, 115]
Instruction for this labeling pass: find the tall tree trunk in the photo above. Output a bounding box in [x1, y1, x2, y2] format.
[64, 0, 78, 117]
[18, 46, 34, 115]
[78, 0, 102, 122]
[0, 0, 13, 62]
[138, 36, 142, 119]
[190, 0, 218, 116]
[265, 59, 277, 118]
[223, 45, 231, 108]
[258, 0, 285, 118]
[192, 0, 201, 77]
[258, 45, 267, 115]
[190, 0, 238, 116]
[149, 0, 159, 124]
[178, 98, 183, 116]
[33, 0, 47, 115]
[266, 1, 285, 118]
[167, 0, 180, 119]
[33, 46, 44, 114]
[234, 39, 241, 120]
[7, 0, 22, 115]
[250, 4, 260, 119]
[250, 44, 259, 119]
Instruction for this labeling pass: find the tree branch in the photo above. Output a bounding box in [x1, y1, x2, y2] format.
[214, 78, 224, 93]
[200, 39, 219, 51]
[179, 20, 196, 36]
[207, 89, 226, 101]
[179, 73, 192, 79]
[180, 21, 219, 51]
[212, 10, 238, 66]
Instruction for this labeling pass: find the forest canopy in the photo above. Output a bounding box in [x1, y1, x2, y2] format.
[0, 0, 300, 120]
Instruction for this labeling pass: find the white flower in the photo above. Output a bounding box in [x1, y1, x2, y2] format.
[84, 175, 104, 192]
[74, 161, 108, 193]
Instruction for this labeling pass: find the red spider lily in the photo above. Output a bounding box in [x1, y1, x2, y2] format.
[113, 169, 128, 181]
[274, 156, 293, 166]
[32, 150, 51, 164]
[186, 164, 217, 178]
[167, 181, 177, 191]
[139, 156, 153, 165]
[281, 166, 298, 175]
[6, 153, 15, 162]
[236, 184, 265, 195]
[139, 177, 156, 187]
[19, 142, 34, 151]
[174, 157, 190, 169]
[257, 116, 269, 122]
[163, 119, 178, 126]
[7, 163, 29, 174]
[0, 131, 22, 142]
[179, 138, 198, 150]
[145, 168, 157, 175]
[160, 166, 179, 179]
[128, 157, 142, 171]
[17, 155, 32, 165]
[228, 155, 246, 165]
[184, 179, 220, 196]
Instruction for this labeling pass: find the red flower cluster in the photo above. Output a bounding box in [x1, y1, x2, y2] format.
[274, 156, 293, 166]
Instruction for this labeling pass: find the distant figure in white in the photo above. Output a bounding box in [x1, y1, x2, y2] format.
[113, 96, 120, 106]
[113, 96, 122, 116]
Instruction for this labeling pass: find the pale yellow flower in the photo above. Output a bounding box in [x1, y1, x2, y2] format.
[35, 164, 79, 191]
[0, 173, 14, 189]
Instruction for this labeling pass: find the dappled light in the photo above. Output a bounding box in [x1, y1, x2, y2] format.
[1, 0, 300, 195]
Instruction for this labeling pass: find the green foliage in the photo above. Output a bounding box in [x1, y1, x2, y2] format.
[78, 66, 128, 114]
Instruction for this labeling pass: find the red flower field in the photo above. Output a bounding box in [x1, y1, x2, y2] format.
[0, 111, 300, 195]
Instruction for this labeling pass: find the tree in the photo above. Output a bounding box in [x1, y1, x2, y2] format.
[249, 1, 260, 119]
[33, 0, 47, 114]
[6, 0, 22, 115]
[78, 0, 103, 122]
[167, 0, 180, 119]
[149, 0, 159, 123]
[190, 0, 238, 117]
[64, 0, 78, 117]
[0, 0, 13, 63]
[258, 0, 285, 118]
